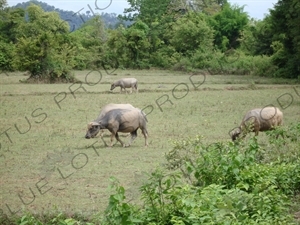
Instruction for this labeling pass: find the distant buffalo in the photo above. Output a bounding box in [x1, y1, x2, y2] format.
[110, 78, 138, 93]
[85, 104, 148, 147]
[231, 107, 283, 141]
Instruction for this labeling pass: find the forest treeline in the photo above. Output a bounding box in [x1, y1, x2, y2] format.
[0, 0, 299, 82]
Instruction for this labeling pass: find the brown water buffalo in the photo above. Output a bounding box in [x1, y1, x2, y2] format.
[110, 78, 138, 93]
[85, 106, 148, 147]
[231, 107, 283, 141]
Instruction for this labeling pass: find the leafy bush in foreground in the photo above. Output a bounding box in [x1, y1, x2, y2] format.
[99, 123, 300, 224]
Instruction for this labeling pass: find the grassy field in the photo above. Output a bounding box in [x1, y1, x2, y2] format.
[0, 70, 299, 219]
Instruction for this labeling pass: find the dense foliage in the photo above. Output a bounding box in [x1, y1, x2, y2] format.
[12, 4, 78, 82]
[268, 0, 300, 78]
[1, 0, 299, 80]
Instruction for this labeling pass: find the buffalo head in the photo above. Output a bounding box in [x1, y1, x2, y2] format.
[231, 128, 241, 141]
[110, 83, 116, 91]
[85, 122, 101, 139]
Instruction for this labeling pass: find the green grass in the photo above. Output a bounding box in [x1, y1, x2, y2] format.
[0, 70, 299, 219]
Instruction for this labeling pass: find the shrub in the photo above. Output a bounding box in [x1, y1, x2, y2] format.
[252, 55, 277, 77]
[101, 177, 142, 225]
[190, 49, 275, 76]
[171, 57, 193, 72]
[150, 46, 180, 68]
[0, 41, 14, 71]
[98, 123, 300, 224]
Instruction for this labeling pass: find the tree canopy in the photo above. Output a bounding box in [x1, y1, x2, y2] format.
[269, 0, 300, 78]
[10, 4, 77, 82]
[0, 0, 299, 80]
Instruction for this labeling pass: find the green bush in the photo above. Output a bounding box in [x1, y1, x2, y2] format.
[264, 122, 300, 163]
[98, 123, 300, 224]
[12, 213, 88, 225]
[101, 177, 142, 225]
[166, 136, 261, 189]
[149, 46, 180, 68]
[190, 49, 275, 76]
[252, 55, 277, 77]
[171, 57, 193, 72]
[0, 40, 14, 71]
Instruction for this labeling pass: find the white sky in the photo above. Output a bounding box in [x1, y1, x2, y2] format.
[7, 0, 278, 20]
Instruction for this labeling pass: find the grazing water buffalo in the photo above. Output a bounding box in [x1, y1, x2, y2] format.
[231, 107, 283, 141]
[85, 106, 148, 147]
[91, 103, 136, 142]
[110, 78, 138, 93]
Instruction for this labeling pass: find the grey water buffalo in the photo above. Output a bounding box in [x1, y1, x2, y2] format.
[231, 107, 283, 141]
[110, 78, 138, 93]
[90, 103, 136, 142]
[85, 105, 148, 147]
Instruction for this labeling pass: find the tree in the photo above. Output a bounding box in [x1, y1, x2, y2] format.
[168, 12, 214, 56]
[269, 0, 300, 78]
[106, 20, 151, 69]
[121, 0, 187, 53]
[122, 0, 172, 24]
[70, 16, 107, 69]
[12, 4, 77, 82]
[124, 20, 151, 68]
[0, 3, 24, 71]
[0, 0, 7, 9]
[209, 2, 249, 51]
[239, 17, 274, 56]
[190, 0, 227, 15]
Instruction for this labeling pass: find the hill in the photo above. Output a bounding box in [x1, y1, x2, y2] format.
[12, 0, 122, 30]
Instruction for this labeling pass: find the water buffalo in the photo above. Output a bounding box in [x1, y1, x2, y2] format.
[110, 78, 138, 93]
[85, 106, 148, 147]
[91, 103, 136, 142]
[231, 107, 283, 141]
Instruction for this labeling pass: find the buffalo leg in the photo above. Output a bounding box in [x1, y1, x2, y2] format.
[115, 132, 125, 147]
[134, 83, 138, 93]
[109, 132, 115, 147]
[120, 87, 124, 93]
[141, 128, 148, 146]
[126, 130, 137, 147]
[110, 131, 122, 147]
[99, 130, 108, 147]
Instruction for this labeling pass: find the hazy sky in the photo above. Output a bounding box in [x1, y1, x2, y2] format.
[7, 0, 278, 20]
